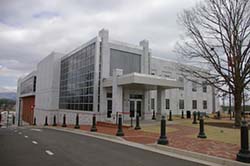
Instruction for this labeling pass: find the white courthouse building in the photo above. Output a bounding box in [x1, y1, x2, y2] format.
[16, 29, 219, 125]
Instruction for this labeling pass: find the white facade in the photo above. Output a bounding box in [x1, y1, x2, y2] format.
[16, 29, 219, 126]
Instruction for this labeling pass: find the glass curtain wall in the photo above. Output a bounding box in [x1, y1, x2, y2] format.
[59, 43, 95, 111]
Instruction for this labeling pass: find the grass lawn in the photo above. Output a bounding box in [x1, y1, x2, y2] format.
[142, 117, 241, 145]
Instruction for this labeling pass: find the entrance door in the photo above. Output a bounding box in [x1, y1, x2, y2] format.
[129, 100, 142, 117]
[107, 100, 112, 118]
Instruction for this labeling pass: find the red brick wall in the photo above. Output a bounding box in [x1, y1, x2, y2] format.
[22, 96, 35, 124]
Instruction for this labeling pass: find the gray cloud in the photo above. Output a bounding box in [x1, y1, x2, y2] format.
[0, 0, 196, 91]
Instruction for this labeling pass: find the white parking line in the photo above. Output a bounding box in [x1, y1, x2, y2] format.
[32, 141, 38, 144]
[14, 130, 17, 132]
[30, 129, 42, 132]
[45, 150, 54, 156]
[18, 132, 22, 135]
[24, 135, 28, 138]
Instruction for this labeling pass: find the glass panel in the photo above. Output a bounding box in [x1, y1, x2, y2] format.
[136, 101, 142, 117]
[130, 101, 135, 117]
[110, 49, 141, 76]
[107, 100, 112, 118]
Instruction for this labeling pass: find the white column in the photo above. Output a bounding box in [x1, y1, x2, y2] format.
[93, 37, 100, 114]
[98, 29, 110, 120]
[157, 87, 165, 118]
[112, 69, 123, 117]
[143, 91, 150, 120]
[139, 40, 150, 74]
[99, 29, 110, 78]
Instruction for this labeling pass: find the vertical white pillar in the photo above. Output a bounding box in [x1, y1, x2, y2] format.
[139, 40, 150, 74]
[112, 69, 123, 117]
[93, 37, 100, 114]
[157, 87, 165, 118]
[98, 29, 110, 120]
[140, 40, 151, 119]
[99, 29, 110, 78]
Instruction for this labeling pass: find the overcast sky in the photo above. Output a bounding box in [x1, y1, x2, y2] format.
[0, 0, 197, 92]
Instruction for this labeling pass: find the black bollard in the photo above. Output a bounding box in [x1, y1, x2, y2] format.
[33, 117, 36, 126]
[74, 114, 80, 129]
[116, 114, 124, 136]
[217, 111, 221, 119]
[236, 120, 250, 163]
[168, 110, 173, 121]
[233, 111, 235, 118]
[12, 115, 15, 124]
[157, 116, 169, 145]
[152, 110, 156, 120]
[192, 111, 197, 124]
[197, 116, 207, 138]
[197, 111, 200, 120]
[53, 115, 57, 126]
[229, 109, 232, 120]
[90, 114, 97, 132]
[44, 116, 48, 126]
[181, 110, 184, 119]
[62, 114, 67, 127]
[134, 113, 141, 130]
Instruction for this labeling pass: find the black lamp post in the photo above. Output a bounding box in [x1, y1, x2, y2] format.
[236, 120, 250, 163]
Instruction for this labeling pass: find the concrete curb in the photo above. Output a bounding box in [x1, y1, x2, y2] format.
[44, 126, 225, 166]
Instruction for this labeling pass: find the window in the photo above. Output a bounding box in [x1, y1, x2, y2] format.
[107, 100, 112, 118]
[179, 99, 184, 109]
[110, 49, 141, 76]
[202, 81, 207, 93]
[192, 82, 197, 92]
[165, 99, 170, 109]
[203, 100, 207, 109]
[107, 93, 112, 98]
[59, 43, 95, 111]
[20, 76, 36, 95]
[130, 94, 143, 99]
[151, 98, 155, 110]
[192, 100, 197, 109]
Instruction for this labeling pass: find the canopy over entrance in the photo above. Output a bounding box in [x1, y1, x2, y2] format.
[103, 72, 183, 90]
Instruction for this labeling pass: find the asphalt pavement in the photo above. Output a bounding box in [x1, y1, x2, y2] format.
[0, 126, 207, 166]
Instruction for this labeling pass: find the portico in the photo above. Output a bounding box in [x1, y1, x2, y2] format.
[102, 69, 183, 121]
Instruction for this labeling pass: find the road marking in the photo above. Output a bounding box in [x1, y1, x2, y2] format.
[24, 135, 28, 138]
[18, 132, 22, 135]
[32, 141, 38, 144]
[14, 130, 17, 132]
[45, 150, 54, 156]
[30, 129, 42, 132]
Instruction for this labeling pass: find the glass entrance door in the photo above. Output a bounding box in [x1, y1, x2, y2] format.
[136, 100, 142, 117]
[129, 100, 142, 117]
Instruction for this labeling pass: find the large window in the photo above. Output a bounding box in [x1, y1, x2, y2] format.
[203, 100, 207, 109]
[165, 99, 170, 109]
[20, 76, 36, 95]
[202, 81, 207, 93]
[59, 43, 95, 111]
[179, 99, 184, 109]
[192, 100, 197, 109]
[110, 49, 141, 76]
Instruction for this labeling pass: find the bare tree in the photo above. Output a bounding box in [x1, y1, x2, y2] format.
[177, 0, 250, 126]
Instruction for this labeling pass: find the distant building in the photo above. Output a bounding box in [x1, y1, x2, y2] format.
[16, 29, 219, 125]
